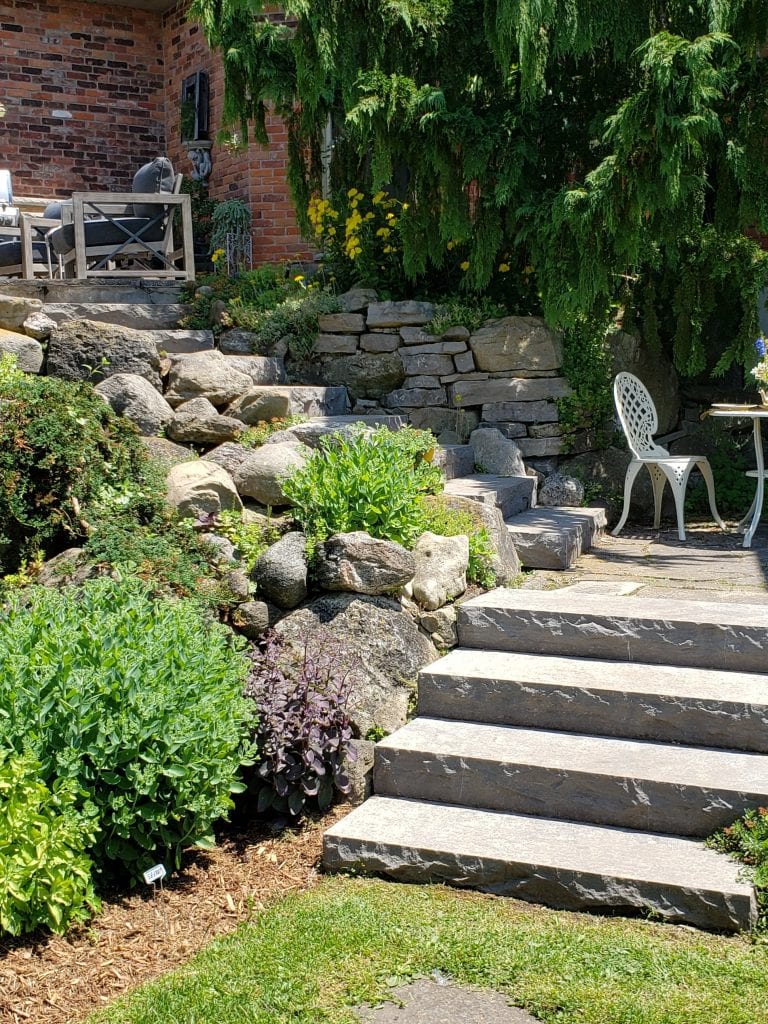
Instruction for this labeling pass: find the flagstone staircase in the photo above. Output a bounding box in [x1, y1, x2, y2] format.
[324, 584, 768, 931]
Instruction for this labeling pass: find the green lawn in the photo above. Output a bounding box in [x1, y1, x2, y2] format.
[87, 875, 767, 1024]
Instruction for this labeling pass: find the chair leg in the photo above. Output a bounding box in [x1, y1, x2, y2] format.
[697, 460, 726, 530]
[659, 465, 694, 542]
[612, 461, 643, 537]
[646, 465, 667, 529]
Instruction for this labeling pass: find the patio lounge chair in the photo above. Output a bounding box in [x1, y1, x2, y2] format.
[46, 157, 194, 280]
[612, 371, 725, 541]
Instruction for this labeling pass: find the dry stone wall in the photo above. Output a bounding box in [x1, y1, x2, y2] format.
[313, 299, 572, 461]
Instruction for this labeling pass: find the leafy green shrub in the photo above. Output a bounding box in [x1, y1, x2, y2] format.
[244, 632, 355, 816]
[684, 419, 755, 518]
[0, 753, 100, 936]
[557, 318, 615, 450]
[420, 498, 497, 588]
[212, 509, 281, 572]
[180, 267, 287, 331]
[229, 289, 341, 359]
[283, 426, 443, 547]
[708, 807, 768, 916]
[0, 579, 255, 878]
[0, 355, 147, 573]
[240, 415, 306, 448]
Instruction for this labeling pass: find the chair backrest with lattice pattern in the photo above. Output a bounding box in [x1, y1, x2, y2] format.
[613, 372, 669, 460]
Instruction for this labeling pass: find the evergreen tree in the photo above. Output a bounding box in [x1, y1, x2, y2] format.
[190, 0, 768, 375]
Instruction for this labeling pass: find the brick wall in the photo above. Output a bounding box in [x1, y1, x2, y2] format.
[161, 1, 312, 265]
[0, 1, 165, 196]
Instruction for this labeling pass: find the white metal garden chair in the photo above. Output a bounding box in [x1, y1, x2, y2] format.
[613, 372, 725, 541]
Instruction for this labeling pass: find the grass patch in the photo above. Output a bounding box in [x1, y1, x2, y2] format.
[88, 876, 766, 1024]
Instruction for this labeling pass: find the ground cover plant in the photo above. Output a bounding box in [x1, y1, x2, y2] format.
[87, 875, 768, 1024]
[709, 807, 768, 919]
[0, 579, 254, 885]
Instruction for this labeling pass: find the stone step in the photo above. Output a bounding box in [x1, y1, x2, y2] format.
[457, 587, 768, 672]
[419, 650, 768, 753]
[44, 302, 189, 330]
[374, 717, 768, 837]
[432, 444, 474, 481]
[504, 506, 607, 569]
[443, 474, 536, 518]
[0, 278, 185, 304]
[284, 415, 407, 447]
[323, 796, 756, 932]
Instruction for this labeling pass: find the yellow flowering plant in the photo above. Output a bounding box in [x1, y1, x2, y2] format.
[307, 188, 410, 293]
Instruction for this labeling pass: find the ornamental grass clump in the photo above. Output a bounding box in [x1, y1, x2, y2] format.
[282, 425, 442, 547]
[244, 631, 356, 816]
[0, 579, 255, 879]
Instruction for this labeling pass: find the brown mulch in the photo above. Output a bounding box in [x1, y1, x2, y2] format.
[0, 806, 346, 1024]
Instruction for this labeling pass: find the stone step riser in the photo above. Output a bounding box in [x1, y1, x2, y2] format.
[504, 507, 607, 570]
[0, 279, 185, 304]
[418, 659, 768, 753]
[44, 303, 189, 330]
[323, 797, 756, 932]
[457, 592, 768, 672]
[374, 744, 767, 837]
[444, 474, 536, 518]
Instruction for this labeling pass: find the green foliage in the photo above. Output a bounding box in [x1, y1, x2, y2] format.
[210, 199, 251, 253]
[0, 752, 100, 936]
[240, 415, 306, 448]
[558, 319, 615, 451]
[180, 178, 218, 254]
[427, 297, 507, 336]
[420, 496, 497, 588]
[684, 418, 756, 518]
[0, 355, 147, 573]
[213, 509, 281, 572]
[191, 0, 768, 378]
[180, 267, 287, 332]
[82, 461, 227, 606]
[708, 806, 768, 917]
[0, 579, 255, 878]
[283, 426, 442, 547]
[229, 288, 341, 359]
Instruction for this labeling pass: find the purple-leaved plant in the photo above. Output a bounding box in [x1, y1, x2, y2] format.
[244, 630, 357, 816]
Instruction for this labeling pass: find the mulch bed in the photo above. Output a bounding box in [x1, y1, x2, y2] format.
[0, 806, 345, 1024]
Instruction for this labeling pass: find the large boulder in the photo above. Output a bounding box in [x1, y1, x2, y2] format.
[167, 397, 244, 445]
[232, 441, 308, 506]
[0, 328, 43, 373]
[0, 293, 43, 331]
[165, 350, 253, 407]
[423, 493, 521, 584]
[226, 355, 286, 385]
[469, 316, 562, 372]
[470, 427, 526, 476]
[315, 532, 416, 595]
[273, 593, 438, 737]
[141, 436, 195, 469]
[95, 373, 174, 435]
[226, 386, 292, 425]
[366, 300, 435, 329]
[539, 472, 585, 507]
[22, 311, 57, 342]
[165, 461, 242, 519]
[46, 319, 162, 387]
[201, 441, 251, 478]
[609, 329, 679, 434]
[252, 531, 308, 609]
[320, 352, 406, 400]
[411, 532, 469, 610]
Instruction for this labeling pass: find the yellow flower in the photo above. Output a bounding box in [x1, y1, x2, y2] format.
[327, 226, 336, 236]
[293, 274, 305, 283]
[401, 202, 409, 210]
[211, 248, 225, 263]
[446, 240, 455, 250]
[372, 191, 386, 205]
[347, 187, 359, 198]
[364, 211, 375, 221]
[460, 260, 470, 271]
[376, 227, 391, 238]
[498, 262, 510, 273]
[386, 212, 395, 221]
[523, 264, 534, 275]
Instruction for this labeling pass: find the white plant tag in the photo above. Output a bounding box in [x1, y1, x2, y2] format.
[142, 863, 167, 885]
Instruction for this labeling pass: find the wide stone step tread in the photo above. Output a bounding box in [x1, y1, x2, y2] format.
[374, 718, 768, 836]
[323, 796, 756, 932]
[44, 302, 189, 329]
[457, 587, 768, 672]
[443, 474, 536, 518]
[419, 649, 768, 752]
[504, 507, 607, 569]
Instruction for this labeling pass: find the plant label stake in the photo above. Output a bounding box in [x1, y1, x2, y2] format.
[143, 863, 169, 931]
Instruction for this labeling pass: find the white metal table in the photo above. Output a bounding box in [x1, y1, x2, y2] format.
[708, 406, 768, 547]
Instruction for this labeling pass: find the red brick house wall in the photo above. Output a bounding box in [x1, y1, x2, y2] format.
[0, 0, 309, 263]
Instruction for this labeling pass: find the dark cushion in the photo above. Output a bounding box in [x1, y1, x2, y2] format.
[43, 202, 63, 220]
[0, 239, 49, 269]
[48, 217, 165, 257]
[131, 157, 175, 218]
